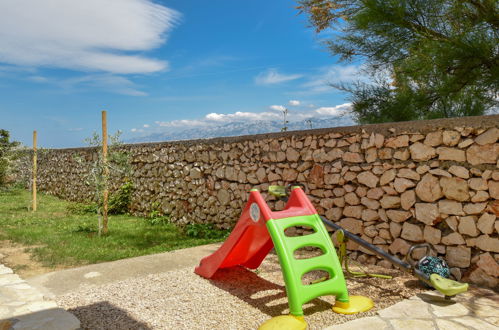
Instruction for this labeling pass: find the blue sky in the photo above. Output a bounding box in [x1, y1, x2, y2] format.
[0, 0, 360, 148]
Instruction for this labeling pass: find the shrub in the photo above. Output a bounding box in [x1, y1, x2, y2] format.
[185, 223, 230, 239]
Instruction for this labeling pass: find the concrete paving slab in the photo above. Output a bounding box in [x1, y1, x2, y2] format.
[26, 243, 220, 297]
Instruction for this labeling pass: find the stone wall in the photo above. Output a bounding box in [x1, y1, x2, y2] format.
[17, 115, 499, 287]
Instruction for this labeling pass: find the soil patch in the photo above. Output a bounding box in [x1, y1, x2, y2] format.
[0, 240, 67, 278]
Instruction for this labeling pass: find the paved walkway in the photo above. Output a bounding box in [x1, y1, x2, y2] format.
[326, 287, 498, 330]
[1, 243, 498, 329]
[0, 264, 79, 330]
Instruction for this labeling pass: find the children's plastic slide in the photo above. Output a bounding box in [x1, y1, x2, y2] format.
[195, 186, 373, 329]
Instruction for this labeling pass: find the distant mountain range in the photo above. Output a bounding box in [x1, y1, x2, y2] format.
[126, 117, 355, 143]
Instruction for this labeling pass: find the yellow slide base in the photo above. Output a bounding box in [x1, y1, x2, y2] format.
[258, 315, 307, 330]
[332, 295, 374, 315]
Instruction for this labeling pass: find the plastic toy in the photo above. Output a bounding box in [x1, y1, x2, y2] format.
[195, 185, 468, 329]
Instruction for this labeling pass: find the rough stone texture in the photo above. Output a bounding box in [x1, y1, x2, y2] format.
[401, 222, 424, 242]
[415, 203, 440, 225]
[13, 115, 499, 288]
[410, 142, 436, 161]
[380, 196, 401, 209]
[437, 147, 466, 161]
[424, 225, 441, 245]
[466, 144, 499, 165]
[442, 232, 466, 245]
[474, 127, 498, 145]
[424, 131, 443, 146]
[356, 171, 379, 188]
[448, 165, 470, 179]
[386, 210, 412, 223]
[477, 253, 499, 277]
[416, 174, 443, 202]
[400, 190, 416, 210]
[443, 130, 461, 146]
[394, 177, 415, 193]
[440, 177, 470, 202]
[389, 238, 411, 255]
[458, 216, 479, 237]
[438, 200, 463, 215]
[476, 235, 499, 253]
[446, 246, 471, 268]
[477, 213, 496, 235]
[489, 180, 499, 199]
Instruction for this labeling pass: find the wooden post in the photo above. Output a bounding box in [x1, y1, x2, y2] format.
[32, 130, 37, 212]
[102, 111, 109, 235]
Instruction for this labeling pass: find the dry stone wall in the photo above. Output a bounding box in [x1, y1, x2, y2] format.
[17, 115, 499, 288]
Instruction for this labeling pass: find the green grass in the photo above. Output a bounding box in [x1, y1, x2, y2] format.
[0, 188, 228, 268]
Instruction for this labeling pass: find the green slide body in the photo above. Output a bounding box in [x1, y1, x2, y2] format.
[266, 214, 349, 316]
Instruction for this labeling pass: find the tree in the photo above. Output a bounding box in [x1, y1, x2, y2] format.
[297, 0, 499, 123]
[76, 131, 132, 236]
[0, 129, 20, 186]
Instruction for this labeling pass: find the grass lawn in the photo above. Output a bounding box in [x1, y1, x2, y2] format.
[0, 188, 227, 268]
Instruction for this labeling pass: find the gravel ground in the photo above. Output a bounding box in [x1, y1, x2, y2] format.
[57, 253, 427, 330]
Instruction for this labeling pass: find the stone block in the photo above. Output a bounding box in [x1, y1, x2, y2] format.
[423, 225, 441, 244]
[415, 203, 439, 225]
[463, 202, 487, 214]
[437, 147, 466, 161]
[339, 218, 363, 234]
[389, 238, 411, 255]
[466, 143, 498, 165]
[401, 222, 424, 242]
[362, 209, 380, 221]
[394, 177, 415, 193]
[448, 165, 469, 179]
[380, 195, 401, 209]
[390, 222, 402, 238]
[457, 216, 478, 237]
[366, 187, 384, 200]
[360, 196, 380, 210]
[474, 127, 498, 145]
[476, 252, 499, 277]
[400, 190, 416, 210]
[446, 246, 471, 268]
[489, 180, 499, 199]
[356, 171, 379, 188]
[440, 177, 470, 202]
[442, 130, 460, 146]
[442, 232, 465, 245]
[438, 200, 463, 215]
[477, 213, 496, 235]
[410, 142, 436, 161]
[416, 174, 443, 202]
[386, 210, 412, 223]
[424, 131, 442, 146]
[476, 235, 499, 253]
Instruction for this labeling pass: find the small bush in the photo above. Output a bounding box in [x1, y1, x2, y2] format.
[146, 201, 170, 226]
[185, 223, 230, 239]
[108, 180, 133, 215]
[67, 202, 98, 215]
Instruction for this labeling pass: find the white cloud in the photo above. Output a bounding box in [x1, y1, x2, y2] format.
[0, 0, 180, 74]
[314, 103, 352, 117]
[289, 100, 301, 106]
[301, 65, 364, 94]
[143, 124, 150, 128]
[255, 69, 302, 85]
[131, 128, 137, 132]
[269, 105, 286, 112]
[153, 103, 352, 132]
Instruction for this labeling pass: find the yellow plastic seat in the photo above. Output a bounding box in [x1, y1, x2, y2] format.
[430, 274, 468, 296]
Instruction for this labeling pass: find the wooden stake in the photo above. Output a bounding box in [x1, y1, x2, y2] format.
[32, 130, 37, 212]
[102, 111, 109, 235]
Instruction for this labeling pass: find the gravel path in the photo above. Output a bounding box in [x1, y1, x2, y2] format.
[56, 253, 426, 330]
